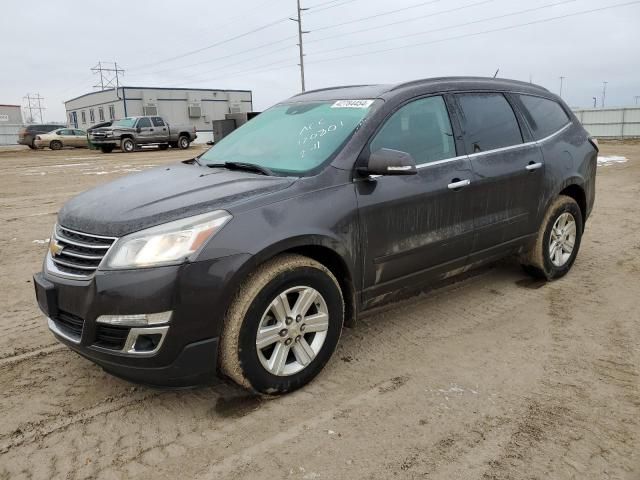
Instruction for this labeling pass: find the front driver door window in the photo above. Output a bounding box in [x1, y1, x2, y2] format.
[356, 95, 476, 305]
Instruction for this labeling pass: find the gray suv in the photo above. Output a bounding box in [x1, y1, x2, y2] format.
[34, 77, 597, 394]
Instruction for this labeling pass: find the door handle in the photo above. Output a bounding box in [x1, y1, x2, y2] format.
[150, 128, 154, 131]
[526, 162, 543, 171]
[447, 179, 471, 190]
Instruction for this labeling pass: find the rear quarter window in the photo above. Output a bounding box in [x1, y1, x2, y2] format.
[517, 94, 570, 140]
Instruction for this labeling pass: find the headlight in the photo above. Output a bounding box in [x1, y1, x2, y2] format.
[103, 210, 232, 269]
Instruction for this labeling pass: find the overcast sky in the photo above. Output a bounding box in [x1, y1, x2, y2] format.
[2, 0, 639, 122]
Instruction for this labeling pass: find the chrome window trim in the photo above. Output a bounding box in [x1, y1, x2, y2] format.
[535, 122, 571, 144]
[363, 122, 572, 179]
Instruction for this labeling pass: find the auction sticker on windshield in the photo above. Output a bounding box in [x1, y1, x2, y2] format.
[331, 100, 375, 109]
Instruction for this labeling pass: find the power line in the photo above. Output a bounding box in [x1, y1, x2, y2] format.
[306, 0, 359, 14]
[309, 0, 495, 48]
[311, 0, 445, 32]
[130, 16, 291, 71]
[132, 1, 639, 90]
[134, 36, 296, 77]
[306, 1, 640, 67]
[307, 0, 576, 50]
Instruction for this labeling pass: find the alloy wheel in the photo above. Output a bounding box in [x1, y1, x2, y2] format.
[255, 286, 329, 376]
[549, 212, 576, 267]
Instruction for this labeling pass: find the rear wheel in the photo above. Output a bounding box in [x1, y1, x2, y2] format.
[28, 139, 36, 150]
[219, 254, 344, 395]
[520, 195, 583, 280]
[121, 138, 135, 153]
[178, 135, 190, 149]
[49, 140, 63, 150]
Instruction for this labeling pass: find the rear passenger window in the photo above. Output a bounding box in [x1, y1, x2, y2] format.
[137, 118, 152, 128]
[370, 96, 456, 165]
[518, 94, 570, 140]
[456, 93, 522, 153]
[152, 117, 165, 127]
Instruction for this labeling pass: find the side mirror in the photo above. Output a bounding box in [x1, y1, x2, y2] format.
[136, 127, 142, 133]
[360, 148, 417, 176]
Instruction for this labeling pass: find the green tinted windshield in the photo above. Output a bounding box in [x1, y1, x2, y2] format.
[113, 118, 137, 128]
[200, 100, 375, 174]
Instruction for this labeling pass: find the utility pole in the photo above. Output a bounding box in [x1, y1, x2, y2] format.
[592, 97, 597, 108]
[634, 96, 640, 106]
[23, 93, 45, 123]
[91, 61, 125, 91]
[290, 0, 309, 92]
[601, 81, 608, 108]
[559, 76, 565, 98]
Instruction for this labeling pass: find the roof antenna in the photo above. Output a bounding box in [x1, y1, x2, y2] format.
[493, 68, 500, 78]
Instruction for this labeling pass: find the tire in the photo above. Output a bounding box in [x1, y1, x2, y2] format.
[121, 138, 135, 153]
[28, 139, 36, 150]
[520, 195, 583, 280]
[100, 145, 114, 154]
[177, 135, 190, 149]
[158, 144, 169, 150]
[49, 140, 63, 151]
[219, 254, 344, 395]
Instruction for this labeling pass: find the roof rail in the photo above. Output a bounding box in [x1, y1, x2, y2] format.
[292, 84, 376, 97]
[390, 76, 550, 92]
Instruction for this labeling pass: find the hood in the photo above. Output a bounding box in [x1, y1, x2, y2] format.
[58, 163, 296, 237]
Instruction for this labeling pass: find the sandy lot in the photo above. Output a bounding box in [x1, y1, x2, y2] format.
[0, 143, 638, 479]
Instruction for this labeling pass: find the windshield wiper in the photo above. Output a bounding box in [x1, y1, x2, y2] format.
[207, 162, 273, 176]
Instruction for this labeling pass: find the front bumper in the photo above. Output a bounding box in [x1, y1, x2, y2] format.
[89, 138, 119, 146]
[33, 253, 251, 387]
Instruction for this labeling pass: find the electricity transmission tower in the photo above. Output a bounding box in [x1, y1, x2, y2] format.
[290, 0, 309, 92]
[601, 81, 608, 108]
[23, 93, 45, 123]
[91, 62, 125, 90]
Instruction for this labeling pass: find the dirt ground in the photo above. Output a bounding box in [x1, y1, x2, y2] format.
[0, 143, 638, 480]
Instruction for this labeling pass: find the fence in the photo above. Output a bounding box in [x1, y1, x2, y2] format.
[572, 107, 640, 139]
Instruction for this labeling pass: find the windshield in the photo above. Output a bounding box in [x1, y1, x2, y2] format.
[199, 100, 376, 174]
[112, 118, 137, 128]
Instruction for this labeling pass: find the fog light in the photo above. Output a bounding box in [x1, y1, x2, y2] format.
[96, 311, 172, 326]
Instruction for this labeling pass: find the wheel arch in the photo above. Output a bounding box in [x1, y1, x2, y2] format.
[559, 183, 587, 229]
[225, 235, 358, 329]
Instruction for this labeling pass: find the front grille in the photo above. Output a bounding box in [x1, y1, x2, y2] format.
[95, 324, 130, 350]
[53, 310, 84, 340]
[50, 225, 117, 278]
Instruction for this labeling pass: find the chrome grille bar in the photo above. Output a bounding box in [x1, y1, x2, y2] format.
[49, 224, 117, 278]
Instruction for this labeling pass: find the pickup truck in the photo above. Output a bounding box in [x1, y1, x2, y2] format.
[89, 116, 197, 153]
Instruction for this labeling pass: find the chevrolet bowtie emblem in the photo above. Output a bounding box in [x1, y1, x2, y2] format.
[50, 240, 64, 257]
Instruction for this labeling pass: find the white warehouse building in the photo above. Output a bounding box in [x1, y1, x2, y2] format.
[64, 86, 253, 143]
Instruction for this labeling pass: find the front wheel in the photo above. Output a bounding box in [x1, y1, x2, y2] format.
[100, 145, 114, 153]
[121, 138, 135, 153]
[520, 195, 583, 280]
[219, 254, 344, 395]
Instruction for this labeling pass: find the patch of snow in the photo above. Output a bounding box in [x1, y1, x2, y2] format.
[50, 163, 91, 168]
[597, 155, 628, 166]
[32, 238, 50, 244]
